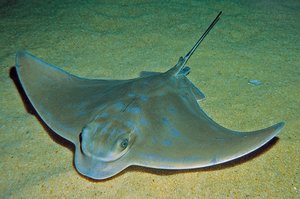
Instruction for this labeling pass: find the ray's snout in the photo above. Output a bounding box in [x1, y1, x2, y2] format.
[80, 115, 136, 162]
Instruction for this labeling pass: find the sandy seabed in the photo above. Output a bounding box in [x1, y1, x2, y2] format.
[1, 0, 299, 198]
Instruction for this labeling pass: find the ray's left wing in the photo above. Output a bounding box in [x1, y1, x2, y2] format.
[16, 51, 129, 143]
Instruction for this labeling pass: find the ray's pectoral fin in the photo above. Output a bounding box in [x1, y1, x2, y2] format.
[15, 51, 128, 143]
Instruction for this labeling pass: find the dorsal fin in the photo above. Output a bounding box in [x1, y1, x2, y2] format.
[166, 11, 222, 77]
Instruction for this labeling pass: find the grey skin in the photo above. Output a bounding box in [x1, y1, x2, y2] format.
[15, 12, 284, 180]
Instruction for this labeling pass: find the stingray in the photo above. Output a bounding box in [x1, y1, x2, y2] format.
[15, 12, 284, 180]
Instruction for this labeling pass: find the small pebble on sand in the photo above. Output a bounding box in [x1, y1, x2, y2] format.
[248, 79, 262, 86]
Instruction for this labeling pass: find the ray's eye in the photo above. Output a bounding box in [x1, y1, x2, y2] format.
[120, 138, 129, 149]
